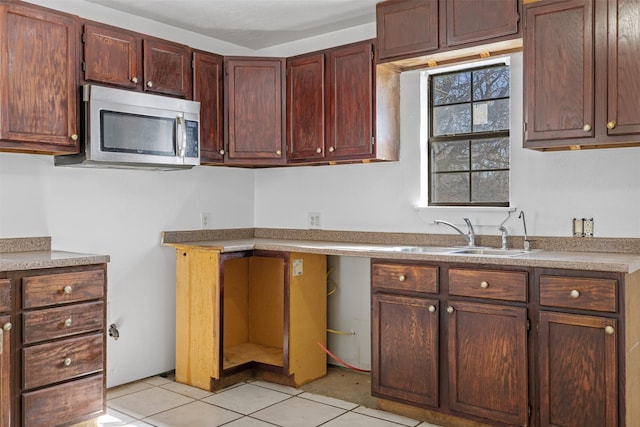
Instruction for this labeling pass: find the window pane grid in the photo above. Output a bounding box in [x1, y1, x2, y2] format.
[428, 63, 510, 207]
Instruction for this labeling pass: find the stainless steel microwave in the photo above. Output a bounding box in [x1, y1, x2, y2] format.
[55, 85, 200, 170]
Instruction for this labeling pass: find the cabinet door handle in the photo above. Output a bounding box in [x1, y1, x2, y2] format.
[276, 149, 282, 156]
[219, 149, 225, 155]
[63, 357, 72, 367]
[605, 325, 615, 335]
[63, 285, 73, 294]
[428, 305, 436, 313]
[316, 147, 322, 153]
[397, 274, 406, 282]
[480, 281, 489, 289]
[570, 289, 580, 298]
[70, 134, 78, 141]
[131, 76, 138, 84]
[328, 146, 335, 153]
[583, 124, 592, 132]
[607, 121, 616, 130]
[447, 306, 454, 314]
[2, 322, 11, 331]
[147, 81, 153, 88]
[64, 318, 72, 327]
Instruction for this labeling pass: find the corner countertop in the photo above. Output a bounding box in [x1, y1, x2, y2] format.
[0, 237, 110, 272]
[164, 237, 640, 274]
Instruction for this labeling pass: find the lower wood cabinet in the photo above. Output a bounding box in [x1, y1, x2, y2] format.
[0, 265, 107, 427]
[170, 245, 327, 390]
[372, 261, 640, 427]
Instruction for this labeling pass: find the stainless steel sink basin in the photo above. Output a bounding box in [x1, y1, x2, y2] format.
[450, 248, 534, 257]
[386, 246, 460, 254]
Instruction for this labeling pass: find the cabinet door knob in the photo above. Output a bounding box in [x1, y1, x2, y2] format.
[447, 306, 454, 314]
[607, 121, 616, 130]
[276, 149, 282, 156]
[480, 281, 489, 289]
[70, 134, 78, 141]
[397, 274, 406, 282]
[328, 146, 335, 153]
[605, 325, 615, 335]
[63, 285, 73, 294]
[131, 76, 138, 84]
[583, 124, 592, 132]
[428, 305, 436, 313]
[64, 318, 72, 327]
[2, 323, 11, 331]
[316, 147, 322, 154]
[570, 289, 580, 298]
[63, 357, 72, 367]
[147, 81, 153, 88]
[219, 149, 225, 155]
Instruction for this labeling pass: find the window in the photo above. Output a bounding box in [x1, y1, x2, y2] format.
[427, 62, 510, 207]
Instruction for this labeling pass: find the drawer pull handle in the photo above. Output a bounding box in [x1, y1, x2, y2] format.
[63, 285, 73, 294]
[2, 323, 11, 331]
[480, 281, 489, 289]
[428, 305, 436, 313]
[447, 306, 454, 314]
[605, 326, 615, 335]
[398, 274, 406, 282]
[63, 357, 72, 367]
[570, 289, 580, 298]
[64, 318, 72, 328]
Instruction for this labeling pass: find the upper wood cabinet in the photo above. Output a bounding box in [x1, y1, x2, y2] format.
[0, 2, 79, 154]
[524, 0, 640, 150]
[224, 57, 286, 166]
[287, 52, 326, 162]
[194, 50, 224, 164]
[82, 21, 192, 98]
[326, 41, 375, 160]
[376, 0, 521, 63]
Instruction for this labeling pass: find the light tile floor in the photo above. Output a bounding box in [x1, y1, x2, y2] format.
[99, 375, 442, 427]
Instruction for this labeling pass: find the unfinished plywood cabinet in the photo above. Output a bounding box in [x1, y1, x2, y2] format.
[171, 246, 327, 391]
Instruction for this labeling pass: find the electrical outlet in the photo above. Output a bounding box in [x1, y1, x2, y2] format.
[583, 218, 594, 237]
[308, 212, 321, 229]
[201, 212, 212, 229]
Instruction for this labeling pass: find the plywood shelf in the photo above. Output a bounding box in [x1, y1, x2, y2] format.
[223, 342, 284, 370]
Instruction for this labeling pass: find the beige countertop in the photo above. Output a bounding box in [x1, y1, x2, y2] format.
[164, 237, 640, 274]
[0, 237, 110, 272]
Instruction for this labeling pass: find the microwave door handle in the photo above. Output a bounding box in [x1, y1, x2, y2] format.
[176, 116, 187, 160]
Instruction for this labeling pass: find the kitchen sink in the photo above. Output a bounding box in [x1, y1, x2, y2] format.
[385, 246, 460, 253]
[450, 248, 535, 257]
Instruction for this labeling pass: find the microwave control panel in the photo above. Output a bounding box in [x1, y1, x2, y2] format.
[185, 120, 199, 158]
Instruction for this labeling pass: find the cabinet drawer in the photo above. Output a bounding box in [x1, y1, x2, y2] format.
[0, 279, 10, 312]
[22, 374, 104, 427]
[23, 333, 103, 390]
[449, 268, 528, 302]
[539, 275, 617, 312]
[23, 301, 105, 344]
[23, 269, 104, 309]
[372, 263, 438, 293]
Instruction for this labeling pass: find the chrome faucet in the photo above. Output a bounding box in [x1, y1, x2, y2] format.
[499, 226, 509, 250]
[519, 210, 531, 251]
[434, 218, 476, 247]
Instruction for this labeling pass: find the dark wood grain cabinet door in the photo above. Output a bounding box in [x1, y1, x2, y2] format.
[447, 301, 528, 426]
[225, 58, 286, 165]
[143, 39, 192, 98]
[0, 315, 10, 427]
[524, 0, 595, 145]
[539, 311, 617, 427]
[82, 22, 140, 89]
[0, 3, 78, 154]
[607, 0, 640, 137]
[287, 53, 326, 162]
[376, 0, 439, 62]
[372, 293, 439, 407]
[446, 0, 520, 46]
[326, 42, 374, 159]
[194, 51, 224, 164]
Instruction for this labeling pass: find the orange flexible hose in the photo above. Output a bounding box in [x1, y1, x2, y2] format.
[317, 342, 370, 373]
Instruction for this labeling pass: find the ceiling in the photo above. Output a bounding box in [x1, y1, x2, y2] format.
[84, 0, 380, 50]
